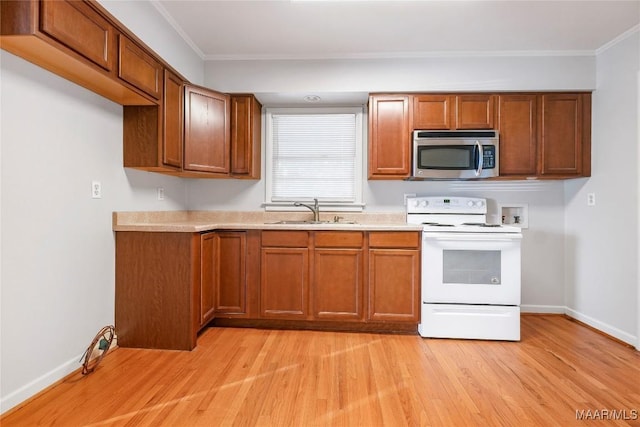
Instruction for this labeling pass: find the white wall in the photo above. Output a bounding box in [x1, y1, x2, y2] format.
[564, 32, 640, 345]
[205, 56, 596, 95]
[0, 1, 203, 414]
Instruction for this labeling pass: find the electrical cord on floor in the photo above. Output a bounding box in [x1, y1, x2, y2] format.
[80, 325, 115, 375]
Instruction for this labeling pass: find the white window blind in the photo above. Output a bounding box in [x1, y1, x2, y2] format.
[265, 107, 363, 209]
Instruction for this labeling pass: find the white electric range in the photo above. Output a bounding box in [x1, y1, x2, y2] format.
[407, 196, 523, 341]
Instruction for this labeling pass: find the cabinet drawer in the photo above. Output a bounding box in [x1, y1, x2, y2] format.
[40, 0, 115, 71]
[315, 231, 363, 248]
[369, 232, 420, 249]
[262, 231, 309, 247]
[118, 35, 162, 99]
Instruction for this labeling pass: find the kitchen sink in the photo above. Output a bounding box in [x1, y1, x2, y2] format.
[273, 220, 331, 224]
[270, 220, 358, 225]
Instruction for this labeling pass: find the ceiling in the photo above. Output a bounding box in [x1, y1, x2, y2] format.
[153, 0, 640, 60]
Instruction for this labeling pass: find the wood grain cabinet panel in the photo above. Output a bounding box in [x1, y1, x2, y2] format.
[368, 232, 420, 322]
[368, 94, 411, 179]
[1, 0, 156, 105]
[261, 247, 309, 319]
[230, 94, 262, 178]
[368, 249, 420, 322]
[115, 232, 200, 351]
[413, 95, 453, 129]
[261, 231, 310, 319]
[123, 68, 185, 172]
[216, 232, 247, 315]
[497, 94, 538, 176]
[312, 232, 364, 321]
[455, 94, 495, 129]
[184, 85, 230, 174]
[162, 69, 184, 168]
[200, 232, 217, 327]
[118, 35, 162, 100]
[40, 0, 115, 71]
[540, 93, 587, 176]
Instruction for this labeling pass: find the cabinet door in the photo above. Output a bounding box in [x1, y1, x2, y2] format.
[230, 94, 262, 178]
[497, 94, 538, 176]
[368, 95, 411, 179]
[216, 232, 247, 314]
[40, 0, 115, 71]
[118, 35, 162, 100]
[368, 249, 420, 322]
[413, 95, 453, 129]
[184, 86, 230, 174]
[540, 94, 584, 176]
[455, 95, 495, 129]
[261, 247, 309, 319]
[200, 233, 217, 327]
[163, 69, 184, 168]
[313, 232, 364, 321]
[313, 249, 363, 321]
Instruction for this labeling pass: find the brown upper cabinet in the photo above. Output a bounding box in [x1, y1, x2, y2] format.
[540, 93, 591, 177]
[368, 94, 412, 179]
[2, 0, 262, 180]
[162, 69, 185, 169]
[1, 0, 156, 105]
[123, 68, 185, 173]
[413, 94, 495, 130]
[118, 35, 162, 100]
[184, 85, 230, 175]
[369, 92, 590, 180]
[497, 94, 538, 176]
[455, 94, 495, 129]
[124, 86, 262, 179]
[497, 93, 591, 178]
[412, 95, 452, 129]
[230, 95, 262, 179]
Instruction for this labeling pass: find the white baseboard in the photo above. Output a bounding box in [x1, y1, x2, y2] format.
[0, 353, 82, 415]
[521, 304, 566, 314]
[521, 305, 637, 348]
[564, 307, 637, 347]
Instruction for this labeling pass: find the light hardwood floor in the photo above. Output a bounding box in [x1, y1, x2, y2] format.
[2, 315, 639, 426]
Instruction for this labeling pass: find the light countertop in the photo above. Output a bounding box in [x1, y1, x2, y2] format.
[112, 211, 422, 233]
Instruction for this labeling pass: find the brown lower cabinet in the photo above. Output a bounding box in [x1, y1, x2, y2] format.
[115, 229, 421, 350]
[312, 232, 364, 321]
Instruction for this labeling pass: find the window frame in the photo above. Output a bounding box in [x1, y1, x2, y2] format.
[264, 106, 365, 212]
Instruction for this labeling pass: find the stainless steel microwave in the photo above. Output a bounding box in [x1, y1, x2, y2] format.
[412, 130, 499, 179]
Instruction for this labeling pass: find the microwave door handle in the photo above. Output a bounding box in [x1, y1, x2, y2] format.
[475, 140, 484, 176]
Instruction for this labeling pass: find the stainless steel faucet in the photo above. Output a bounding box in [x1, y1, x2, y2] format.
[294, 198, 320, 222]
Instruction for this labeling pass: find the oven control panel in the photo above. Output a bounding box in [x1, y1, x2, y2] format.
[406, 196, 486, 214]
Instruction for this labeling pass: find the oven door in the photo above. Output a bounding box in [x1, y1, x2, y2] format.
[422, 232, 521, 305]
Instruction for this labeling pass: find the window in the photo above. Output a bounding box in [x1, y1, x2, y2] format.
[265, 107, 364, 211]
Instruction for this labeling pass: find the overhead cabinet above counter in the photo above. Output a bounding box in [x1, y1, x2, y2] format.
[1, 0, 262, 180]
[1, 0, 158, 106]
[368, 92, 591, 180]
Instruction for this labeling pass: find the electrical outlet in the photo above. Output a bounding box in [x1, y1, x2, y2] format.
[157, 187, 165, 201]
[404, 193, 416, 206]
[91, 181, 102, 199]
[587, 193, 596, 206]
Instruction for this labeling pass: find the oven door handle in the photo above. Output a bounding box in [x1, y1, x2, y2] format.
[474, 140, 484, 177]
